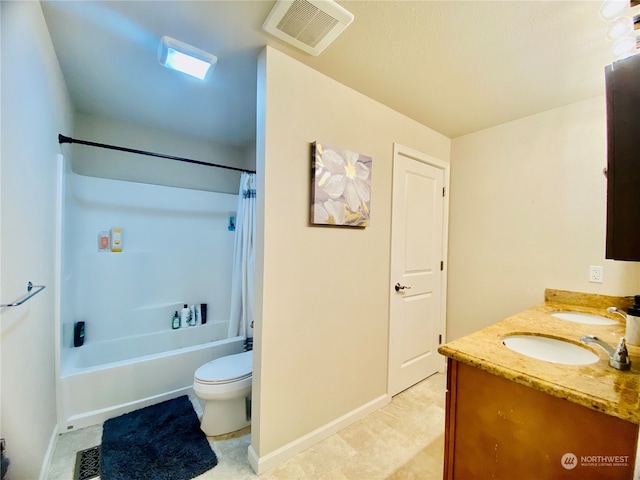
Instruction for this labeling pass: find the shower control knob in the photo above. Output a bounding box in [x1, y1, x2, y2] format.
[394, 283, 411, 292]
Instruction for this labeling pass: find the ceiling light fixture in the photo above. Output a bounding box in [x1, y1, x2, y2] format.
[158, 36, 217, 80]
[600, 0, 639, 59]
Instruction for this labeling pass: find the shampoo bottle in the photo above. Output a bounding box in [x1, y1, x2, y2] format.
[189, 305, 197, 326]
[172, 311, 180, 329]
[181, 304, 191, 328]
[110, 227, 123, 252]
[74, 321, 85, 347]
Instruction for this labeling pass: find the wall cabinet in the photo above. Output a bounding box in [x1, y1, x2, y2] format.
[605, 54, 640, 261]
[443, 360, 638, 479]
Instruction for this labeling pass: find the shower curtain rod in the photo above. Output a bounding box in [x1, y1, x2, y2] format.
[58, 134, 256, 174]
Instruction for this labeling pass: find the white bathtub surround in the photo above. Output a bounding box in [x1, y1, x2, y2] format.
[63, 322, 229, 372]
[56, 167, 241, 431]
[58, 335, 245, 431]
[60, 172, 237, 347]
[228, 173, 256, 338]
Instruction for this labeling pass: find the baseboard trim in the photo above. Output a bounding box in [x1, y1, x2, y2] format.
[248, 393, 390, 474]
[39, 424, 59, 480]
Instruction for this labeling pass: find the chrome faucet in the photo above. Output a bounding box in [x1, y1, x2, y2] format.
[580, 335, 631, 371]
[606, 306, 627, 320]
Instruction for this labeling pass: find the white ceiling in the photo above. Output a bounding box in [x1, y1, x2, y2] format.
[41, 0, 616, 147]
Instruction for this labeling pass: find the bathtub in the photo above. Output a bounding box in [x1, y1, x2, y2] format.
[57, 322, 246, 431]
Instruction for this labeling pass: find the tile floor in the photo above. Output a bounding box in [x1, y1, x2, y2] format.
[47, 373, 446, 480]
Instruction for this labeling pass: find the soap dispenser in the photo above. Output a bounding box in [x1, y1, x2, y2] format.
[626, 295, 640, 346]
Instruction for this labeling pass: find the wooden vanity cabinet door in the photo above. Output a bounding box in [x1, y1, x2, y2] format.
[443, 359, 638, 479]
[605, 54, 640, 261]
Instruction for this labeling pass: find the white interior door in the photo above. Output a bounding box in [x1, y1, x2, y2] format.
[388, 144, 447, 396]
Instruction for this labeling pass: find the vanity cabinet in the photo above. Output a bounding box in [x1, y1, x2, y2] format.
[443, 359, 638, 479]
[605, 54, 640, 261]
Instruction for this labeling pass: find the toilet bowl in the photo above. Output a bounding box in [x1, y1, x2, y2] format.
[193, 350, 252, 436]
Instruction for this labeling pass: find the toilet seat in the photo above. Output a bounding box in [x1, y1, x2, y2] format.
[194, 350, 252, 385]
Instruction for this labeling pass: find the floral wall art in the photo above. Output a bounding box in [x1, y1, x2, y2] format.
[311, 142, 372, 227]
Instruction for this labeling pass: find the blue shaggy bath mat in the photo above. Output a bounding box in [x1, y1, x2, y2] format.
[100, 395, 217, 480]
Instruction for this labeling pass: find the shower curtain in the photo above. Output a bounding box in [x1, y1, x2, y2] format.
[228, 172, 255, 339]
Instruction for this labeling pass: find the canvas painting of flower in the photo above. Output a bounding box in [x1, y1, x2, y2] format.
[311, 142, 372, 227]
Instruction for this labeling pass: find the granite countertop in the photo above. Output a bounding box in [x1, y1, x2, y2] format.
[438, 289, 640, 424]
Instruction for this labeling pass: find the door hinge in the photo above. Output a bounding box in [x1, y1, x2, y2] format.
[439, 334, 443, 345]
[442, 187, 446, 197]
[440, 261, 444, 271]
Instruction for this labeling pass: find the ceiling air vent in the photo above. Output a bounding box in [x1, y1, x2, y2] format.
[262, 0, 354, 56]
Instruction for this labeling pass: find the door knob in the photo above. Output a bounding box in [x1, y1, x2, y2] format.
[395, 283, 411, 292]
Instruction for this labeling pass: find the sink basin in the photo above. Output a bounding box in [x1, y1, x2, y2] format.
[550, 311, 616, 326]
[502, 334, 599, 365]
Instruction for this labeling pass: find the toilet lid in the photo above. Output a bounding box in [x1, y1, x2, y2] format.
[194, 350, 252, 384]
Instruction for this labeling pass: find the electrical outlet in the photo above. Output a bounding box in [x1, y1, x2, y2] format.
[589, 265, 603, 283]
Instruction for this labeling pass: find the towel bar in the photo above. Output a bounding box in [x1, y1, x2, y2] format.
[1, 282, 46, 307]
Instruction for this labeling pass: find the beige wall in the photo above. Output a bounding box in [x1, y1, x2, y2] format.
[1, 2, 74, 477]
[72, 112, 253, 194]
[448, 96, 640, 341]
[251, 47, 450, 468]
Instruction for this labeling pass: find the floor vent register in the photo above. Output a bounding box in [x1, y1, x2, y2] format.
[74, 446, 101, 480]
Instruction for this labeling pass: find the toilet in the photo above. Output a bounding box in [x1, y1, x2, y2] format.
[193, 350, 252, 436]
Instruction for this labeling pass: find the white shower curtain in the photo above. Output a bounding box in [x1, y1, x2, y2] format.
[228, 172, 255, 339]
